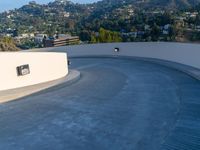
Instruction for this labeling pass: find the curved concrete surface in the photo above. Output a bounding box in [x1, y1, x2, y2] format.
[30, 42, 200, 80]
[0, 70, 80, 103]
[0, 52, 68, 91]
[0, 57, 200, 150]
[31, 42, 200, 69]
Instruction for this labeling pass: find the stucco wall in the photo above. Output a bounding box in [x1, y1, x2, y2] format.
[0, 52, 68, 91]
[31, 42, 200, 69]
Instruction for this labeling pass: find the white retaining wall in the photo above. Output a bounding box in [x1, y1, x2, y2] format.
[32, 42, 200, 69]
[0, 52, 68, 91]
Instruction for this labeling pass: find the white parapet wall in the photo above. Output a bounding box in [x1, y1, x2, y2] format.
[0, 52, 68, 91]
[32, 42, 200, 70]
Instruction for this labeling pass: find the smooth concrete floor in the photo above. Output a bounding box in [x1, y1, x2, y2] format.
[0, 70, 80, 103]
[0, 57, 200, 150]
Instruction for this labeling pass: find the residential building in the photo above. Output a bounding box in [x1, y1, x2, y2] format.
[44, 35, 79, 47]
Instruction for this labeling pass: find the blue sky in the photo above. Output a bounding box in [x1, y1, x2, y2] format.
[0, 0, 99, 12]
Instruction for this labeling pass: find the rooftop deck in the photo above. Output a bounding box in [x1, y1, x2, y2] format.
[0, 57, 200, 150]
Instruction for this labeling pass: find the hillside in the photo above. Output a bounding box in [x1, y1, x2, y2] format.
[0, 42, 19, 51]
[135, 0, 200, 9]
[1, 0, 200, 33]
[0, 37, 20, 51]
[1, 0, 200, 45]
[92, 0, 200, 9]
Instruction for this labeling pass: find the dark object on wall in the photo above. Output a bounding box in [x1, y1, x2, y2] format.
[17, 64, 30, 76]
[114, 47, 120, 52]
[68, 60, 71, 65]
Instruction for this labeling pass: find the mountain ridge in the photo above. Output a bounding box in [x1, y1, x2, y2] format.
[92, 0, 200, 9]
[1, 0, 200, 46]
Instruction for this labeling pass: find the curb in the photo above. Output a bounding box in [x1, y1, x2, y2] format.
[0, 70, 80, 104]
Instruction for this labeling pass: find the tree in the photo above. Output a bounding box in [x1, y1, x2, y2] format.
[92, 28, 122, 43]
[91, 35, 97, 43]
[0, 37, 20, 51]
[80, 30, 91, 41]
[151, 24, 161, 41]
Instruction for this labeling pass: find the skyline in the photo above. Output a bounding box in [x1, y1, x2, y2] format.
[0, 0, 99, 12]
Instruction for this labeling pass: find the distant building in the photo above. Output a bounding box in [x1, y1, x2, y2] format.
[63, 12, 70, 18]
[163, 30, 169, 35]
[164, 24, 170, 30]
[21, 34, 29, 38]
[44, 35, 79, 47]
[29, 1, 37, 5]
[144, 25, 150, 30]
[34, 34, 47, 44]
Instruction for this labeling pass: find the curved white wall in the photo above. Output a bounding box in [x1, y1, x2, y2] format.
[0, 52, 68, 91]
[32, 42, 200, 70]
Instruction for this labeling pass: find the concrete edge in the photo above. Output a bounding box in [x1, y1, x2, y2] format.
[0, 69, 80, 104]
[69, 55, 200, 81]
[142, 59, 200, 81]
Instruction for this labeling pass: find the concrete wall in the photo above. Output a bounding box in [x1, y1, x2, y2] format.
[0, 52, 68, 91]
[31, 42, 200, 69]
